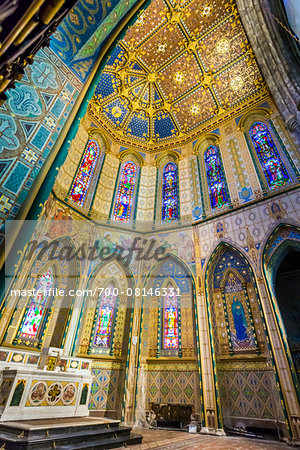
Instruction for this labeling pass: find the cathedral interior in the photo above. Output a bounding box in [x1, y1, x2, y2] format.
[0, 0, 299, 448]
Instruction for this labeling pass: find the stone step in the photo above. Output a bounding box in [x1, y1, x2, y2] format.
[58, 433, 143, 450]
[0, 420, 142, 449]
[0, 420, 121, 440]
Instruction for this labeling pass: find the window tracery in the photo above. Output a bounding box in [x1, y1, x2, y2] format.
[162, 162, 179, 221]
[69, 139, 100, 207]
[204, 146, 229, 210]
[249, 122, 291, 189]
[113, 161, 137, 222]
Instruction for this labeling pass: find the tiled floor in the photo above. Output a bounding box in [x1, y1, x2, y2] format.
[131, 429, 288, 449]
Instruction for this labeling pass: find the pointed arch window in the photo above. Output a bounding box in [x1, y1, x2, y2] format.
[113, 161, 137, 222]
[249, 122, 291, 189]
[93, 283, 117, 348]
[162, 162, 179, 221]
[163, 286, 179, 349]
[204, 146, 229, 210]
[69, 139, 100, 207]
[18, 267, 54, 341]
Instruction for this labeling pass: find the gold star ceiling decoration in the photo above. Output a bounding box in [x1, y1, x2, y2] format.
[89, 0, 269, 152]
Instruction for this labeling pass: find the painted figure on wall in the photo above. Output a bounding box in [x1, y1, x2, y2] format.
[113, 161, 137, 223]
[163, 287, 179, 349]
[69, 139, 100, 207]
[223, 271, 256, 350]
[204, 146, 228, 210]
[249, 122, 290, 189]
[162, 162, 179, 221]
[94, 284, 116, 348]
[231, 294, 248, 341]
[177, 232, 195, 261]
[19, 268, 54, 340]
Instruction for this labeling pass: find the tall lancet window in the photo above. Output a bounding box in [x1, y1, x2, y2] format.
[162, 162, 179, 221]
[204, 145, 229, 210]
[18, 268, 54, 341]
[94, 284, 117, 348]
[249, 122, 291, 189]
[163, 286, 179, 349]
[113, 161, 137, 222]
[69, 139, 100, 207]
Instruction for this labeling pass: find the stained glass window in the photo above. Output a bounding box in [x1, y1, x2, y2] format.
[163, 287, 179, 349]
[204, 146, 228, 210]
[113, 161, 137, 222]
[94, 284, 116, 348]
[69, 139, 99, 207]
[162, 162, 179, 221]
[249, 122, 290, 189]
[19, 268, 54, 340]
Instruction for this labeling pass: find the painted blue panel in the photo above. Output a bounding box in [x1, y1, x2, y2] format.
[153, 112, 176, 140]
[125, 112, 149, 140]
[51, 98, 65, 118]
[31, 126, 51, 150]
[3, 162, 30, 194]
[95, 73, 119, 99]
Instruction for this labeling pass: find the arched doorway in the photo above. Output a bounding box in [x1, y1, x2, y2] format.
[274, 250, 300, 384]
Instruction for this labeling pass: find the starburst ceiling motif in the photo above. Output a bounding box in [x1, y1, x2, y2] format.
[89, 0, 269, 151]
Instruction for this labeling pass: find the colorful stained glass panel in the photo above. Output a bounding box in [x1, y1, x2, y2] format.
[113, 161, 137, 222]
[249, 122, 290, 189]
[162, 162, 179, 221]
[19, 268, 54, 340]
[204, 146, 228, 210]
[163, 288, 179, 349]
[94, 285, 116, 348]
[69, 139, 99, 207]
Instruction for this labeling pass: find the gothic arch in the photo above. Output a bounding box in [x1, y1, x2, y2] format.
[141, 253, 198, 357]
[263, 223, 300, 400]
[2, 235, 79, 350]
[76, 255, 134, 419]
[137, 253, 203, 420]
[205, 241, 286, 431]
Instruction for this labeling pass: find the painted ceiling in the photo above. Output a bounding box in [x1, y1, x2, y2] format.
[89, 0, 269, 151]
[50, 0, 139, 82]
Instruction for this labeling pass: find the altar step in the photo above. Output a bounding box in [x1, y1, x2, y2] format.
[0, 417, 142, 449]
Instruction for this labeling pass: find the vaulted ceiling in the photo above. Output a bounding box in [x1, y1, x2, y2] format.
[89, 0, 269, 151]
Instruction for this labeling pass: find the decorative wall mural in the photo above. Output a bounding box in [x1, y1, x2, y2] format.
[224, 272, 256, 350]
[211, 249, 260, 355]
[113, 161, 137, 222]
[27, 380, 78, 407]
[29, 382, 47, 406]
[50, 0, 137, 82]
[249, 122, 291, 189]
[162, 162, 179, 221]
[0, 48, 82, 242]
